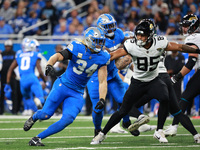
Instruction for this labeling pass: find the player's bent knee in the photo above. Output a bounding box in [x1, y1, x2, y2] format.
[37, 110, 52, 120]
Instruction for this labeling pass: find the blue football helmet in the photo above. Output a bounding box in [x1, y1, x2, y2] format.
[124, 31, 134, 38]
[84, 27, 105, 52]
[21, 37, 31, 52]
[97, 14, 116, 37]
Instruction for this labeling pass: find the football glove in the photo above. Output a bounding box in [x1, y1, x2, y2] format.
[171, 72, 183, 84]
[45, 64, 55, 76]
[4, 84, 12, 93]
[95, 98, 105, 109]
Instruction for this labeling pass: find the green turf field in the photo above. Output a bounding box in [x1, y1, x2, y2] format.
[0, 115, 200, 150]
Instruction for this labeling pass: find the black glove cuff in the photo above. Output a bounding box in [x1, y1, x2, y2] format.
[100, 98, 105, 102]
[195, 49, 200, 54]
[177, 72, 183, 79]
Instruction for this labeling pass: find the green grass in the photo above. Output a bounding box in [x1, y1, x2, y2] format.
[0, 115, 200, 150]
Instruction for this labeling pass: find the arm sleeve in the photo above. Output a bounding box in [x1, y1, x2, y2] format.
[59, 49, 72, 60]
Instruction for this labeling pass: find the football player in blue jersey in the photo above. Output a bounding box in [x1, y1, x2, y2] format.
[23, 27, 110, 146]
[87, 14, 131, 137]
[5, 38, 46, 115]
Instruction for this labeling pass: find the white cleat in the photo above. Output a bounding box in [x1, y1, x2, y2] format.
[164, 125, 178, 137]
[153, 129, 168, 143]
[128, 114, 150, 132]
[138, 124, 156, 132]
[90, 131, 106, 145]
[110, 122, 128, 134]
[194, 133, 200, 143]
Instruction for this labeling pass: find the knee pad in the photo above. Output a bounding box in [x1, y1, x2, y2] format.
[37, 110, 51, 120]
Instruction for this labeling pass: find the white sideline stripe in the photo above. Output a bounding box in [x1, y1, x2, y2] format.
[0, 125, 200, 131]
[0, 134, 192, 140]
[37, 145, 200, 150]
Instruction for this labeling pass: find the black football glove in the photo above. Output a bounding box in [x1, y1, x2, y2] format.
[95, 98, 105, 109]
[171, 72, 183, 84]
[45, 64, 55, 76]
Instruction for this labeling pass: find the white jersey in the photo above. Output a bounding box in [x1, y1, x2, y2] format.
[185, 33, 200, 69]
[158, 52, 167, 73]
[124, 36, 168, 82]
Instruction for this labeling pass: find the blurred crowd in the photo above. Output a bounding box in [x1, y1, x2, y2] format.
[0, 0, 200, 37]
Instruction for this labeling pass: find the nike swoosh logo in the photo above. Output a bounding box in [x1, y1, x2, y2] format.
[32, 140, 37, 145]
[155, 135, 160, 140]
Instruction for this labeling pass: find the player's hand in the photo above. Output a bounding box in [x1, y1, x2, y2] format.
[4, 84, 12, 93]
[45, 64, 55, 76]
[95, 98, 105, 109]
[171, 72, 183, 84]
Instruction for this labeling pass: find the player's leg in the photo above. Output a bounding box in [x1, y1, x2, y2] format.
[31, 77, 45, 106]
[163, 74, 199, 141]
[108, 76, 130, 133]
[29, 89, 85, 146]
[87, 79, 104, 136]
[91, 78, 148, 144]
[24, 79, 67, 131]
[147, 76, 169, 143]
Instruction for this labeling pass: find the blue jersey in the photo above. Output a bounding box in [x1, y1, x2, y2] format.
[91, 28, 125, 81]
[16, 50, 41, 78]
[60, 40, 110, 93]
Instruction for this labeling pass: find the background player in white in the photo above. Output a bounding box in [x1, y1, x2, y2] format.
[91, 19, 200, 144]
[164, 14, 200, 138]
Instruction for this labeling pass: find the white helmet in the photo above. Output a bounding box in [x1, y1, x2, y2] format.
[32, 39, 40, 51]
[21, 37, 31, 52]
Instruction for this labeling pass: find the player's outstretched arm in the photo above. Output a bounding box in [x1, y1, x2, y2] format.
[95, 65, 108, 109]
[110, 48, 128, 61]
[165, 42, 200, 54]
[115, 55, 132, 70]
[6, 60, 18, 84]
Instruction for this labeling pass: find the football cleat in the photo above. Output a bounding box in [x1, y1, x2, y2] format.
[90, 131, 106, 144]
[110, 122, 128, 134]
[24, 116, 35, 131]
[94, 129, 102, 137]
[29, 137, 44, 146]
[130, 129, 140, 136]
[128, 114, 150, 132]
[153, 129, 168, 143]
[194, 134, 200, 143]
[138, 124, 156, 132]
[163, 125, 178, 137]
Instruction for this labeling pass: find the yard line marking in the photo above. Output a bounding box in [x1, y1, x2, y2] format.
[36, 145, 200, 150]
[0, 134, 192, 140]
[0, 125, 200, 130]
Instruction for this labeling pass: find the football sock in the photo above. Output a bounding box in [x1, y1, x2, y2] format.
[92, 110, 103, 130]
[102, 111, 123, 135]
[157, 101, 168, 130]
[172, 99, 189, 125]
[175, 112, 198, 135]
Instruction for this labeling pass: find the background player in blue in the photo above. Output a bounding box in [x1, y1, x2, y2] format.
[87, 14, 131, 136]
[23, 27, 110, 146]
[5, 38, 46, 114]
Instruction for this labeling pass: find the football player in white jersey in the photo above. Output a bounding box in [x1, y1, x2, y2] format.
[90, 19, 200, 144]
[164, 14, 200, 139]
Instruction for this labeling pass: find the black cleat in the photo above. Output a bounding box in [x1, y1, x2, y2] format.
[94, 129, 102, 137]
[24, 117, 35, 131]
[130, 129, 140, 136]
[29, 137, 45, 146]
[122, 120, 131, 129]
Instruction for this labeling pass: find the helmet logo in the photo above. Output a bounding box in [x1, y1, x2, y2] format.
[189, 16, 197, 21]
[150, 24, 153, 30]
